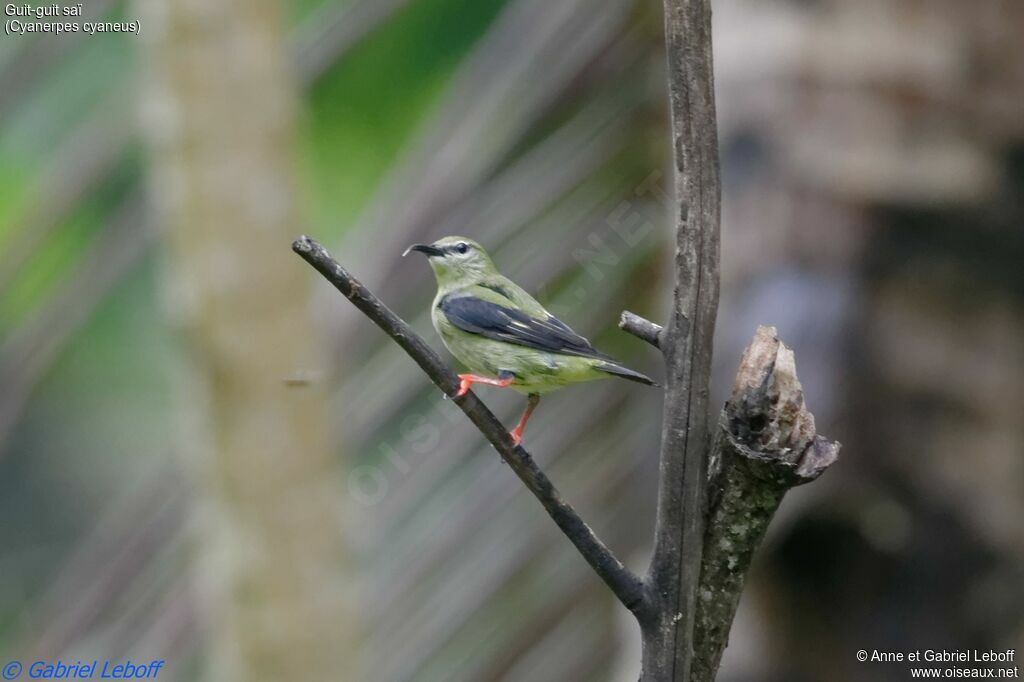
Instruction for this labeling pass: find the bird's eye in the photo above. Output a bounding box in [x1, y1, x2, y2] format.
[455, 242, 469, 254]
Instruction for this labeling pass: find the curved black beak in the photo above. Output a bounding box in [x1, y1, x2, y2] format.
[403, 243, 444, 258]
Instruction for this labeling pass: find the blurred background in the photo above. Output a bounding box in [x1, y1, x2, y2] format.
[1, 0, 1022, 680]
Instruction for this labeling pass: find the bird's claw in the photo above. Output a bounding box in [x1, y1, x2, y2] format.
[510, 429, 524, 446]
[455, 373, 513, 398]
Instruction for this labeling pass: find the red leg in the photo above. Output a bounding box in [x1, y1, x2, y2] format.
[510, 394, 541, 446]
[456, 373, 514, 397]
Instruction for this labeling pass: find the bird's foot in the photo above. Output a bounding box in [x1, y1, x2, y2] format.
[509, 394, 540, 447]
[455, 373, 514, 397]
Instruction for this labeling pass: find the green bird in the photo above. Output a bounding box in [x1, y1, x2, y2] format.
[404, 236, 656, 445]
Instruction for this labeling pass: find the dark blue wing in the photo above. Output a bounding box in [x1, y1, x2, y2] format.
[439, 295, 611, 360]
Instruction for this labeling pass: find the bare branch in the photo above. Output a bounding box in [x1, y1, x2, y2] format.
[643, 0, 722, 678]
[619, 311, 663, 349]
[691, 326, 840, 682]
[291, 235, 647, 615]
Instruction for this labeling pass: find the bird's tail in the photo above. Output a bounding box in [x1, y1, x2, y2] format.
[596, 362, 659, 387]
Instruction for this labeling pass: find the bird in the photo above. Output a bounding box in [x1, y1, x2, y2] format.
[404, 236, 657, 446]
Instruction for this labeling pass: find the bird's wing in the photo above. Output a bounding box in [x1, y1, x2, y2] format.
[473, 276, 548, 318]
[438, 293, 610, 360]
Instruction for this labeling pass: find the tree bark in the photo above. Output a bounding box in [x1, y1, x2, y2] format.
[620, 319, 841, 681]
[640, 0, 721, 679]
[691, 327, 840, 681]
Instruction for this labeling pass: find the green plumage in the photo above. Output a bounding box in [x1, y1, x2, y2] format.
[406, 236, 655, 395]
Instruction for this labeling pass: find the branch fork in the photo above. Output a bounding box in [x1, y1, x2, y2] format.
[294, 1, 840, 676]
[294, 236, 839, 681]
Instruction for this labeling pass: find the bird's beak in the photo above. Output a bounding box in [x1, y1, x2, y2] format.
[403, 243, 444, 258]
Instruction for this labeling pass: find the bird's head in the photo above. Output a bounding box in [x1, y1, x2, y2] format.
[403, 236, 497, 287]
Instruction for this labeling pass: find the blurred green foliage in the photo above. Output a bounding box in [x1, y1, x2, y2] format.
[305, 0, 506, 235]
[0, 0, 513, 655]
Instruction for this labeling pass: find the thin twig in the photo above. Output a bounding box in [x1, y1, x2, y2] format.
[291, 235, 647, 614]
[619, 311, 663, 349]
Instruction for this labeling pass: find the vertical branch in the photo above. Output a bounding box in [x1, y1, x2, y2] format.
[643, 0, 721, 680]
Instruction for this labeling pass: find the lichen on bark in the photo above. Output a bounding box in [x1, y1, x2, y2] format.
[691, 326, 841, 682]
